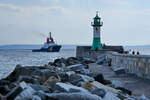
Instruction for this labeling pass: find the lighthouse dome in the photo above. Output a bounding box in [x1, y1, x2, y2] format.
[94, 14, 100, 19]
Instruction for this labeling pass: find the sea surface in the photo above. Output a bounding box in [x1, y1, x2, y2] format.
[0, 48, 76, 79]
[0, 45, 150, 79]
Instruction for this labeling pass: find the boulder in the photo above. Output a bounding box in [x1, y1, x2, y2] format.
[14, 83, 36, 100]
[32, 70, 58, 83]
[94, 73, 111, 85]
[96, 54, 105, 65]
[34, 90, 47, 100]
[87, 81, 120, 94]
[0, 85, 10, 95]
[66, 71, 75, 77]
[54, 82, 88, 93]
[29, 84, 52, 93]
[78, 74, 94, 82]
[6, 81, 29, 100]
[53, 58, 67, 67]
[0, 79, 10, 86]
[17, 76, 39, 84]
[67, 64, 85, 71]
[68, 74, 83, 85]
[66, 57, 81, 65]
[90, 88, 106, 98]
[104, 92, 121, 100]
[43, 76, 60, 89]
[58, 73, 69, 82]
[113, 67, 126, 75]
[139, 94, 150, 100]
[111, 80, 123, 88]
[81, 58, 95, 64]
[32, 95, 42, 100]
[46, 92, 103, 100]
[116, 87, 132, 95]
[67, 64, 90, 75]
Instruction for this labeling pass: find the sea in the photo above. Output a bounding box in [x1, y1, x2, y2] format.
[0, 45, 150, 79]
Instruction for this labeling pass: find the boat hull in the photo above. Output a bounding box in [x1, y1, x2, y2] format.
[32, 45, 61, 52]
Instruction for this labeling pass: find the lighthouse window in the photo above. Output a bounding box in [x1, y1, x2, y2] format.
[97, 19, 100, 22]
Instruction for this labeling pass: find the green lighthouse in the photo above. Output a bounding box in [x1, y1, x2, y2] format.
[91, 11, 103, 50]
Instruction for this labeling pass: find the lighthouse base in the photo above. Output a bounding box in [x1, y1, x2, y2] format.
[76, 46, 124, 59]
[91, 38, 102, 50]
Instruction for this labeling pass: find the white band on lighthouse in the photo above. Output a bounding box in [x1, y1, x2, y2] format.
[93, 27, 100, 38]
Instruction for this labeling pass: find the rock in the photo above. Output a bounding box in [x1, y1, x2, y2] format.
[0, 93, 6, 100]
[0, 85, 10, 95]
[139, 94, 149, 100]
[32, 95, 42, 100]
[81, 58, 95, 64]
[17, 75, 39, 84]
[53, 58, 61, 66]
[104, 92, 121, 100]
[94, 73, 111, 85]
[67, 64, 85, 71]
[58, 73, 69, 82]
[88, 81, 120, 94]
[124, 97, 137, 100]
[116, 87, 132, 95]
[32, 70, 58, 84]
[0, 79, 10, 86]
[94, 73, 104, 83]
[113, 67, 126, 75]
[34, 90, 47, 100]
[68, 74, 83, 85]
[14, 83, 36, 100]
[6, 65, 38, 82]
[53, 58, 67, 67]
[48, 62, 53, 66]
[111, 80, 123, 88]
[78, 74, 94, 82]
[6, 81, 29, 100]
[66, 57, 81, 65]
[46, 92, 103, 100]
[80, 68, 91, 75]
[8, 82, 17, 89]
[90, 88, 106, 98]
[66, 71, 75, 77]
[43, 76, 60, 89]
[103, 59, 111, 66]
[96, 54, 105, 65]
[67, 64, 90, 75]
[54, 82, 88, 93]
[29, 84, 52, 93]
[81, 82, 97, 90]
[68, 74, 94, 85]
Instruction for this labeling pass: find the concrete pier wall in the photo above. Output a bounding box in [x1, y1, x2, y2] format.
[107, 53, 150, 79]
[76, 46, 150, 79]
[76, 46, 112, 59]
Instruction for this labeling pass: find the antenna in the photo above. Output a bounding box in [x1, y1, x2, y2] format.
[96, 11, 99, 16]
[49, 32, 52, 38]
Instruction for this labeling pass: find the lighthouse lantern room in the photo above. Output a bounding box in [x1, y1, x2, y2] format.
[91, 11, 103, 50]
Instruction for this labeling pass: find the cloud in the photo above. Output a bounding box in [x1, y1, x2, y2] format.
[0, 3, 21, 12]
[0, 1, 150, 45]
[39, 0, 59, 2]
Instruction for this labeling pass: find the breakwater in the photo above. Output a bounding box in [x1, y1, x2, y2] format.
[0, 56, 148, 100]
[107, 53, 150, 79]
[76, 46, 150, 80]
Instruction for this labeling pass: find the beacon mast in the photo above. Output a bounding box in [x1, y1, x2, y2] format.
[91, 11, 103, 50]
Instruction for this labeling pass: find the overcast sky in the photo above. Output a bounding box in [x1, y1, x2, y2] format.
[0, 0, 150, 46]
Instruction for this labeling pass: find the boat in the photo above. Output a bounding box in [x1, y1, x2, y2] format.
[32, 32, 61, 52]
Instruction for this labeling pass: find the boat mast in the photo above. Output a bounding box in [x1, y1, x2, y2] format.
[49, 32, 52, 38]
[49, 32, 54, 43]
